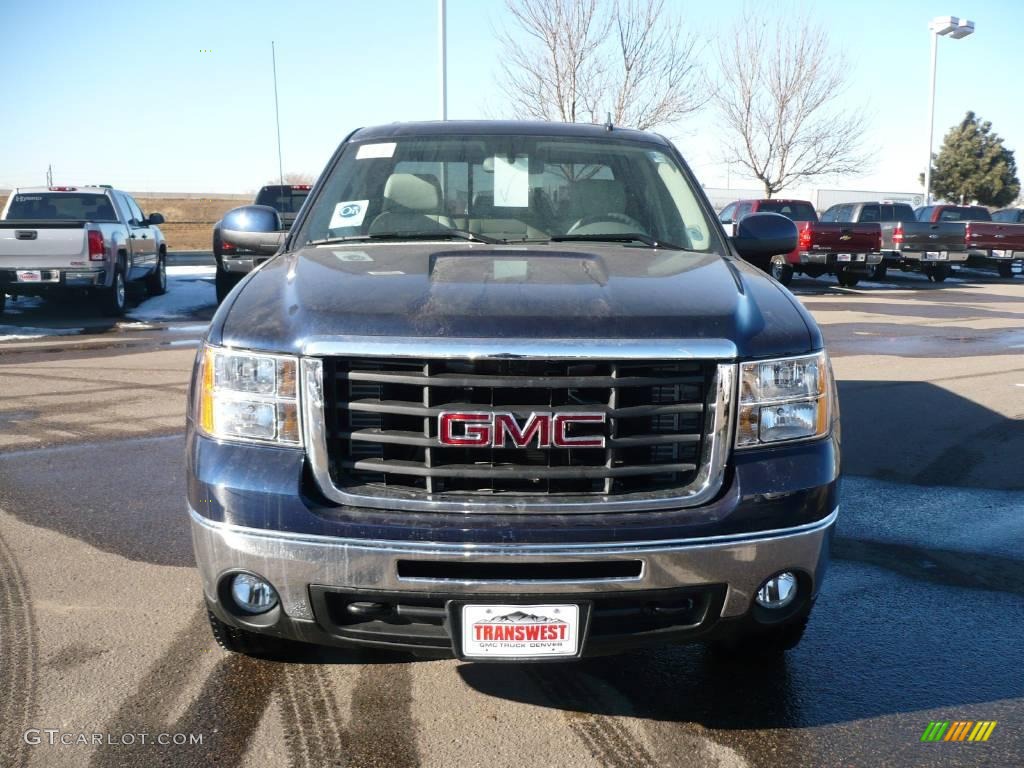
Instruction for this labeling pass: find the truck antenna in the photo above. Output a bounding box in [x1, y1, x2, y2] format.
[605, 112, 613, 132]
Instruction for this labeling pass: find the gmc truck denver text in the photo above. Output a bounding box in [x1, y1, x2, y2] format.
[189, 121, 839, 662]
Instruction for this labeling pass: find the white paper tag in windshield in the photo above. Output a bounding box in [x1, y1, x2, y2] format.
[356, 143, 396, 159]
[494, 155, 529, 207]
[329, 200, 369, 229]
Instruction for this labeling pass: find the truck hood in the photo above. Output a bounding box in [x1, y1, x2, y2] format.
[213, 242, 818, 359]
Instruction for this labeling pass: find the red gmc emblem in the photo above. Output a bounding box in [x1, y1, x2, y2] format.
[438, 411, 606, 448]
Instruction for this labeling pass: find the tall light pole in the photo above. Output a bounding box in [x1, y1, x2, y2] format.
[438, 0, 448, 120]
[924, 16, 974, 204]
[272, 41, 284, 187]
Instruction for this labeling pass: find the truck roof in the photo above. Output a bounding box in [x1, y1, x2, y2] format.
[14, 186, 114, 194]
[734, 198, 814, 205]
[349, 120, 669, 145]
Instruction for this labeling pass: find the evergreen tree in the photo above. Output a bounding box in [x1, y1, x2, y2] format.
[927, 112, 1020, 206]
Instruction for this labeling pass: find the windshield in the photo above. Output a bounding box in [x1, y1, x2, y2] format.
[296, 135, 715, 250]
[5, 192, 118, 222]
[757, 201, 818, 222]
[256, 186, 311, 214]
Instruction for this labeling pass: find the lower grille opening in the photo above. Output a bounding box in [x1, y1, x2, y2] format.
[309, 586, 726, 652]
[396, 560, 643, 582]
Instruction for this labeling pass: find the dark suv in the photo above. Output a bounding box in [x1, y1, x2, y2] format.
[188, 121, 839, 663]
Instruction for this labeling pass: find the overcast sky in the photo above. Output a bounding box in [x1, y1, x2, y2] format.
[2, 0, 1019, 196]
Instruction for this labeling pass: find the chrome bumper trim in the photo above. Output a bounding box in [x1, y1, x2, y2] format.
[190, 507, 837, 620]
[300, 355, 736, 514]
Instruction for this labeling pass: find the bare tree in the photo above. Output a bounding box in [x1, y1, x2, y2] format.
[268, 172, 316, 185]
[714, 11, 868, 197]
[497, 0, 706, 130]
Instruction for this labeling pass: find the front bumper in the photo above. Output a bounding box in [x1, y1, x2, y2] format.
[191, 504, 835, 656]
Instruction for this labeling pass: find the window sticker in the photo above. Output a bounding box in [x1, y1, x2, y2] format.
[356, 142, 397, 160]
[328, 200, 369, 229]
[332, 250, 373, 262]
[494, 155, 529, 207]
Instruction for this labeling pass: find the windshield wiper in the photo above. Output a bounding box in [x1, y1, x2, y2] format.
[547, 233, 685, 250]
[308, 229, 502, 246]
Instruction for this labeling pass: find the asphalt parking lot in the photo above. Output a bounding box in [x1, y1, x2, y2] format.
[0, 260, 1021, 768]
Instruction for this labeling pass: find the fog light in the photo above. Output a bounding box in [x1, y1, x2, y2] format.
[230, 573, 278, 614]
[755, 572, 798, 609]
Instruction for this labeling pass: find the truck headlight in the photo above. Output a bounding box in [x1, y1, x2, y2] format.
[196, 345, 301, 445]
[736, 351, 832, 447]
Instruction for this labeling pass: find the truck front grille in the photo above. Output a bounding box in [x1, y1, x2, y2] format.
[317, 356, 717, 502]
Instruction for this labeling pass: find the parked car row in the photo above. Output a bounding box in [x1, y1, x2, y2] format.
[1, 182, 1021, 319]
[719, 198, 1024, 286]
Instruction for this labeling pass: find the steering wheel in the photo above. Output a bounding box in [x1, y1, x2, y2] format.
[566, 212, 647, 235]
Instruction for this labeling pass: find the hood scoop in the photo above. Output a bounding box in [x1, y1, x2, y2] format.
[428, 250, 609, 286]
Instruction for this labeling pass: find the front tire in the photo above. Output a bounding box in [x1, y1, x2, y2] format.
[870, 262, 887, 280]
[145, 250, 167, 296]
[711, 613, 810, 659]
[998, 261, 1015, 278]
[207, 609, 296, 660]
[101, 266, 127, 316]
[770, 255, 794, 286]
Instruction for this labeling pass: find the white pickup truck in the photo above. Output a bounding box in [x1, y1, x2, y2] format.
[0, 186, 167, 316]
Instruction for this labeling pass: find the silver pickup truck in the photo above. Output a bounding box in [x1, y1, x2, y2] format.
[0, 186, 167, 315]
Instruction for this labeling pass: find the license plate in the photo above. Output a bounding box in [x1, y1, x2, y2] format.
[837, 253, 851, 262]
[16, 270, 42, 282]
[924, 251, 948, 261]
[461, 604, 579, 658]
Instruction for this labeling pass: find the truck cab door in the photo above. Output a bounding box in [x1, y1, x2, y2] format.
[124, 195, 156, 277]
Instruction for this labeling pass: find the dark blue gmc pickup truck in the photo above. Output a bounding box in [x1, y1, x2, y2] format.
[188, 121, 839, 662]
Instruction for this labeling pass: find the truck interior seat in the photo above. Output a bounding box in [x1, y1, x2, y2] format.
[468, 192, 546, 240]
[369, 173, 452, 234]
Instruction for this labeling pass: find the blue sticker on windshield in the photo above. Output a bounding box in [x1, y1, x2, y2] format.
[329, 199, 369, 229]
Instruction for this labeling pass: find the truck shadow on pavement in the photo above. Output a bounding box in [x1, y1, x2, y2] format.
[836, 379, 1023, 490]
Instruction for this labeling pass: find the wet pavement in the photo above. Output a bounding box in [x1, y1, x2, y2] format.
[0, 263, 1021, 767]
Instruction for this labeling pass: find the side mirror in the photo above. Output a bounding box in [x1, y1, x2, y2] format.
[221, 205, 286, 255]
[147, 212, 165, 226]
[731, 212, 798, 260]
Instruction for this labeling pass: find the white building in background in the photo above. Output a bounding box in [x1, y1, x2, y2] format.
[703, 187, 924, 214]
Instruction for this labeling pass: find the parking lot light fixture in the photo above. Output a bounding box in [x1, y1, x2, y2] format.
[924, 16, 975, 205]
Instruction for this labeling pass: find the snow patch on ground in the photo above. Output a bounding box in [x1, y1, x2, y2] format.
[126, 266, 216, 321]
[0, 326, 82, 341]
